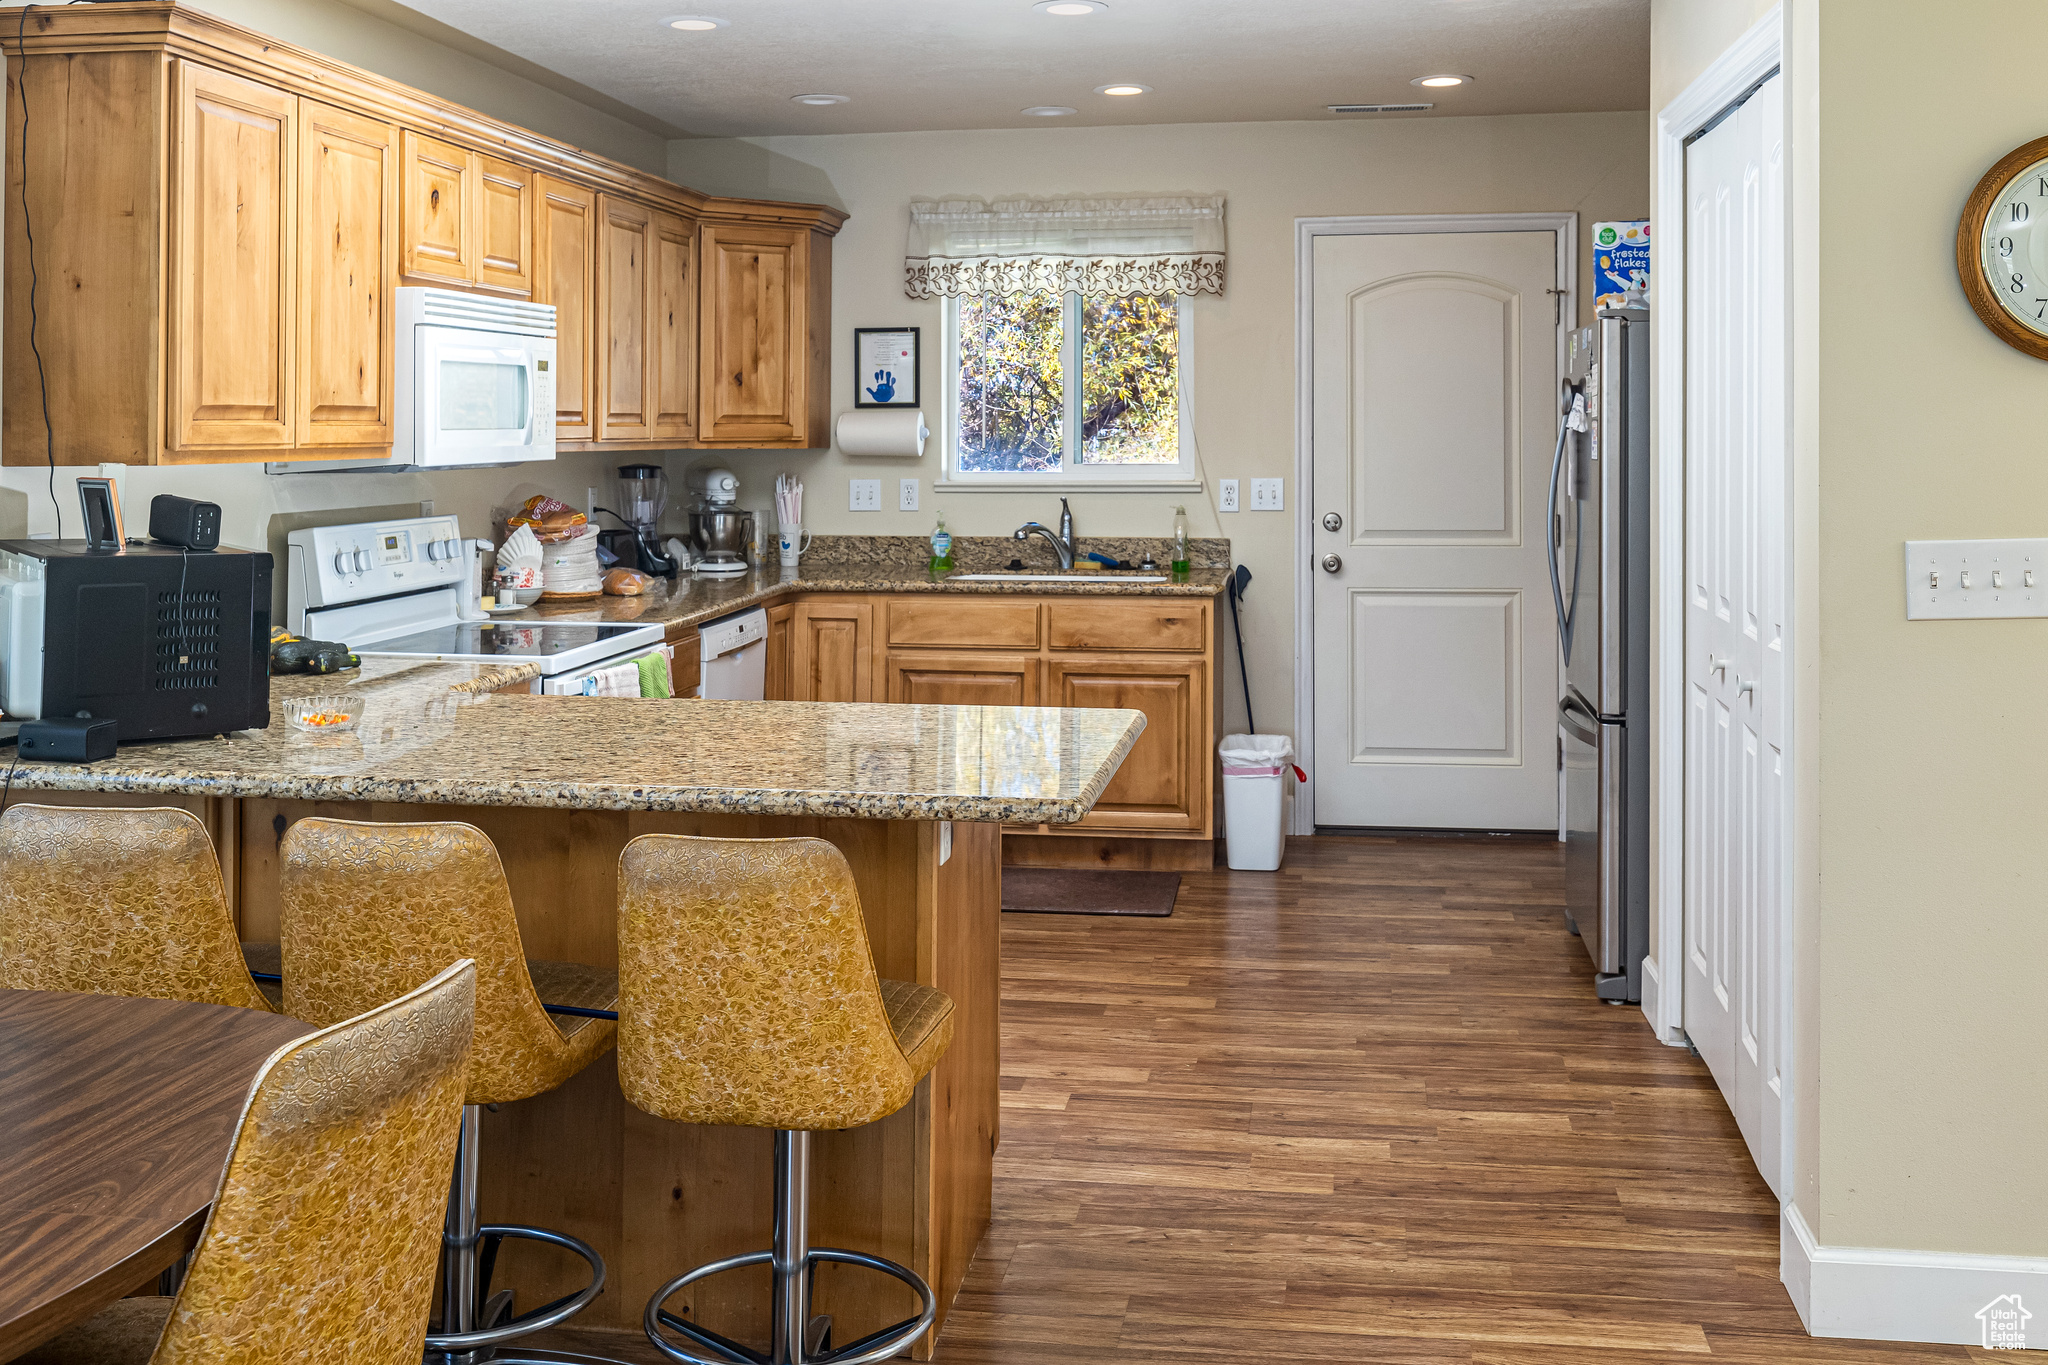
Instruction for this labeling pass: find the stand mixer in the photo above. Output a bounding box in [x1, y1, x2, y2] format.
[617, 464, 677, 576]
[685, 467, 751, 577]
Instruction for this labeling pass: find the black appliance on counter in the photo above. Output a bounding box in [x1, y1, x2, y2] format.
[0, 540, 272, 743]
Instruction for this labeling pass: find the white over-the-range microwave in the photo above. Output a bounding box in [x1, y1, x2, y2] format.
[266, 286, 556, 474]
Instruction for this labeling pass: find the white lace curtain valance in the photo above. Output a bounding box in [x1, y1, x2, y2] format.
[904, 193, 1226, 299]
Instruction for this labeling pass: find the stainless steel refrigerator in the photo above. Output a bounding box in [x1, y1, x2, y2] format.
[1551, 305, 1650, 1002]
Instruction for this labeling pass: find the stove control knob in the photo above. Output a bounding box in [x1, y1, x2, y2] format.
[441, 538, 461, 561]
[333, 552, 352, 576]
[425, 540, 443, 562]
[353, 550, 370, 573]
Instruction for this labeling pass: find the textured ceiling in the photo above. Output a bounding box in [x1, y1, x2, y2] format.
[392, 0, 1650, 139]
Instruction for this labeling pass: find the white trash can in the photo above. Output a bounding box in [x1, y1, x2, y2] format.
[1219, 734, 1298, 871]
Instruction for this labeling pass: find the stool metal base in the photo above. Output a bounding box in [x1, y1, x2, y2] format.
[643, 1131, 937, 1365]
[430, 1105, 607, 1365]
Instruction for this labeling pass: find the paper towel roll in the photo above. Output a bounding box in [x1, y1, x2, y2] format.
[836, 409, 929, 458]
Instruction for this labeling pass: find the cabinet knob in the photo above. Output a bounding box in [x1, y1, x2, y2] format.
[1320, 553, 1342, 574]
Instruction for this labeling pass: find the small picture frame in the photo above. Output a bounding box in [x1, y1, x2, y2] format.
[853, 327, 920, 408]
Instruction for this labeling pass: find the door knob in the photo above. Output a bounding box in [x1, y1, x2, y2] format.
[1321, 512, 1343, 532]
[1709, 654, 1730, 674]
[1320, 553, 1342, 573]
[1738, 678, 1757, 698]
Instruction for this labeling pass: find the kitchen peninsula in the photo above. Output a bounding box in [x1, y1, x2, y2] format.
[6, 660, 1145, 1356]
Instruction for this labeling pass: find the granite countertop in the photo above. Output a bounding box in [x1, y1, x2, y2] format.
[4, 661, 1145, 824]
[516, 535, 1229, 635]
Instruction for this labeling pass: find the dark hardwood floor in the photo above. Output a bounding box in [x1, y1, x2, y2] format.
[541, 835, 1984, 1363]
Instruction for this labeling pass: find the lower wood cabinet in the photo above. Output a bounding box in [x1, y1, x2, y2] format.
[884, 652, 1040, 707]
[764, 603, 794, 701]
[792, 599, 873, 703]
[1047, 656, 1207, 834]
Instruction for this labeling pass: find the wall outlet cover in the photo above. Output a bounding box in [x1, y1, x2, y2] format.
[1218, 479, 1240, 513]
[849, 478, 882, 512]
[1251, 478, 1284, 510]
[899, 478, 920, 511]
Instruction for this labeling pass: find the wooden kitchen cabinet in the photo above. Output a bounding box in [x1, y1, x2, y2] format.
[1047, 656, 1208, 834]
[533, 176, 595, 440]
[1, 4, 844, 466]
[792, 600, 874, 703]
[764, 603, 794, 701]
[296, 101, 397, 449]
[884, 652, 1041, 708]
[169, 61, 297, 453]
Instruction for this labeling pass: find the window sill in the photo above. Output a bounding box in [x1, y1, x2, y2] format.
[933, 478, 1205, 493]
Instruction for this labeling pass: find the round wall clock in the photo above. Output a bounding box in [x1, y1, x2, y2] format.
[1959, 135, 2048, 359]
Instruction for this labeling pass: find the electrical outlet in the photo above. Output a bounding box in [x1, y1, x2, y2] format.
[849, 478, 882, 512]
[1218, 479, 1240, 513]
[899, 478, 920, 512]
[1251, 478, 1284, 511]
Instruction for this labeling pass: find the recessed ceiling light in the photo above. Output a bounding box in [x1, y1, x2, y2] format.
[662, 14, 728, 30]
[1021, 105, 1077, 116]
[1033, 0, 1105, 13]
[1411, 74, 1472, 88]
[791, 93, 851, 106]
[1095, 83, 1151, 96]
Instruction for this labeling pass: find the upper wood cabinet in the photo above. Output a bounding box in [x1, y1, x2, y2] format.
[400, 132, 533, 297]
[0, 4, 844, 465]
[169, 62, 297, 452]
[533, 176, 596, 441]
[297, 101, 397, 449]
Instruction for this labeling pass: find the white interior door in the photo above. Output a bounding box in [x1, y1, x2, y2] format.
[1682, 72, 1786, 1195]
[1310, 229, 1563, 830]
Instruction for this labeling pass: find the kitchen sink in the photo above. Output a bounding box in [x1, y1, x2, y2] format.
[949, 572, 1169, 582]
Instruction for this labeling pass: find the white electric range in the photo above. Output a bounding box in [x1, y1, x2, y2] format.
[285, 516, 667, 694]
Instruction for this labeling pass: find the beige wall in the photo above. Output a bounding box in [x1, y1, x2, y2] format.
[1807, 0, 2047, 1256]
[0, 0, 676, 563]
[1650, 0, 1780, 113]
[670, 113, 1650, 742]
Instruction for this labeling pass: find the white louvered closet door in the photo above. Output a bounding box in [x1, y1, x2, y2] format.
[1682, 70, 1787, 1195]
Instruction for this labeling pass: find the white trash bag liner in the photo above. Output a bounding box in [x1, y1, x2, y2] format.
[1219, 733, 1293, 776]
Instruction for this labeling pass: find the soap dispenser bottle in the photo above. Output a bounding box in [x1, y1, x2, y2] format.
[929, 510, 954, 574]
[1170, 505, 1191, 577]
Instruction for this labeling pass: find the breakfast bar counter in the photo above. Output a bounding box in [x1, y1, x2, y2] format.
[7, 662, 1145, 1357]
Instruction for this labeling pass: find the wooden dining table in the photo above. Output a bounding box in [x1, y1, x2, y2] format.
[0, 990, 313, 1362]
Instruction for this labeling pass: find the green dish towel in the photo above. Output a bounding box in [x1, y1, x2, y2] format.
[635, 651, 673, 699]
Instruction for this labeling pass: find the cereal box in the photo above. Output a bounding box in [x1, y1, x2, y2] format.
[1592, 220, 1650, 309]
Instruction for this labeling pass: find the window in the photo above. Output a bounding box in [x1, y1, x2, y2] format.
[946, 290, 1190, 483]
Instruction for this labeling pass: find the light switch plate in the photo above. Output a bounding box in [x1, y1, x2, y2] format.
[850, 478, 882, 512]
[1904, 539, 2048, 619]
[1218, 479, 1240, 513]
[899, 478, 920, 511]
[1251, 477, 1284, 510]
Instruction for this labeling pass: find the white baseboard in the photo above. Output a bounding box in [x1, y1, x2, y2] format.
[1783, 1203, 2048, 1348]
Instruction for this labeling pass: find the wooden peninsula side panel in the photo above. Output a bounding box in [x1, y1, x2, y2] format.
[233, 800, 998, 1358]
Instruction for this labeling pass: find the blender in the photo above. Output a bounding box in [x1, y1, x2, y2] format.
[617, 464, 676, 577]
[686, 467, 751, 577]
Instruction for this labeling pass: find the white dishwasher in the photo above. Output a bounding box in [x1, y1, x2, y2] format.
[698, 607, 767, 699]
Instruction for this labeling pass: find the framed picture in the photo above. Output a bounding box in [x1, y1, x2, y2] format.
[853, 327, 920, 408]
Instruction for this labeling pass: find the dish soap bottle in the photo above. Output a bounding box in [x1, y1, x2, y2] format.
[1170, 505, 1191, 577]
[928, 511, 954, 575]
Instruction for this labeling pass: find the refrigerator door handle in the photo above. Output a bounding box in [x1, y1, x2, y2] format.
[1545, 398, 1578, 661]
[1558, 696, 1600, 748]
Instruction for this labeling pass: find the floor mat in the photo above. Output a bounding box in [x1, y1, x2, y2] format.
[1001, 867, 1180, 916]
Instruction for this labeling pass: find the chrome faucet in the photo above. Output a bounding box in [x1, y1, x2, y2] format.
[1014, 498, 1076, 572]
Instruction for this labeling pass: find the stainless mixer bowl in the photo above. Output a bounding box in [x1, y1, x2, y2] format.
[689, 508, 751, 561]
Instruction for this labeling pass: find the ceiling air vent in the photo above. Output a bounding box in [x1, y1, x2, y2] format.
[1326, 103, 1433, 114]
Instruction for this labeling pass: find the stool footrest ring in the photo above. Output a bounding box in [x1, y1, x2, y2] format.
[426, 1223, 606, 1355]
[644, 1247, 937, 1365]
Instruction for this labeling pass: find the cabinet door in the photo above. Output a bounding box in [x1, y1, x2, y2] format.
[764, 603, 794, 701]
[534, 176, 595, 440]
[169, 62, 295, 451]
[1047, 656, 1207, 833]
[296, 101, 397, 449]
[649, 209, 697, 441]
[698, 222, 804, 443]
[885, 652, 1039, 708]
[792, 600, 873, 703]
[596, 195, 652, 439]
[474, 154, 534, 296]
[399, 130, 474, 286]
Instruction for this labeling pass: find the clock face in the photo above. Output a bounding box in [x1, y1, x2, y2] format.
[1979, 156, 2048, 336]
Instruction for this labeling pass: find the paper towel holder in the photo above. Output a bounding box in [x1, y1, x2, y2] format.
[835, 408, 929, 458]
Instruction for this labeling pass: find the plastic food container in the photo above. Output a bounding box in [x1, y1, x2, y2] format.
[284, 694, 365, 734]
